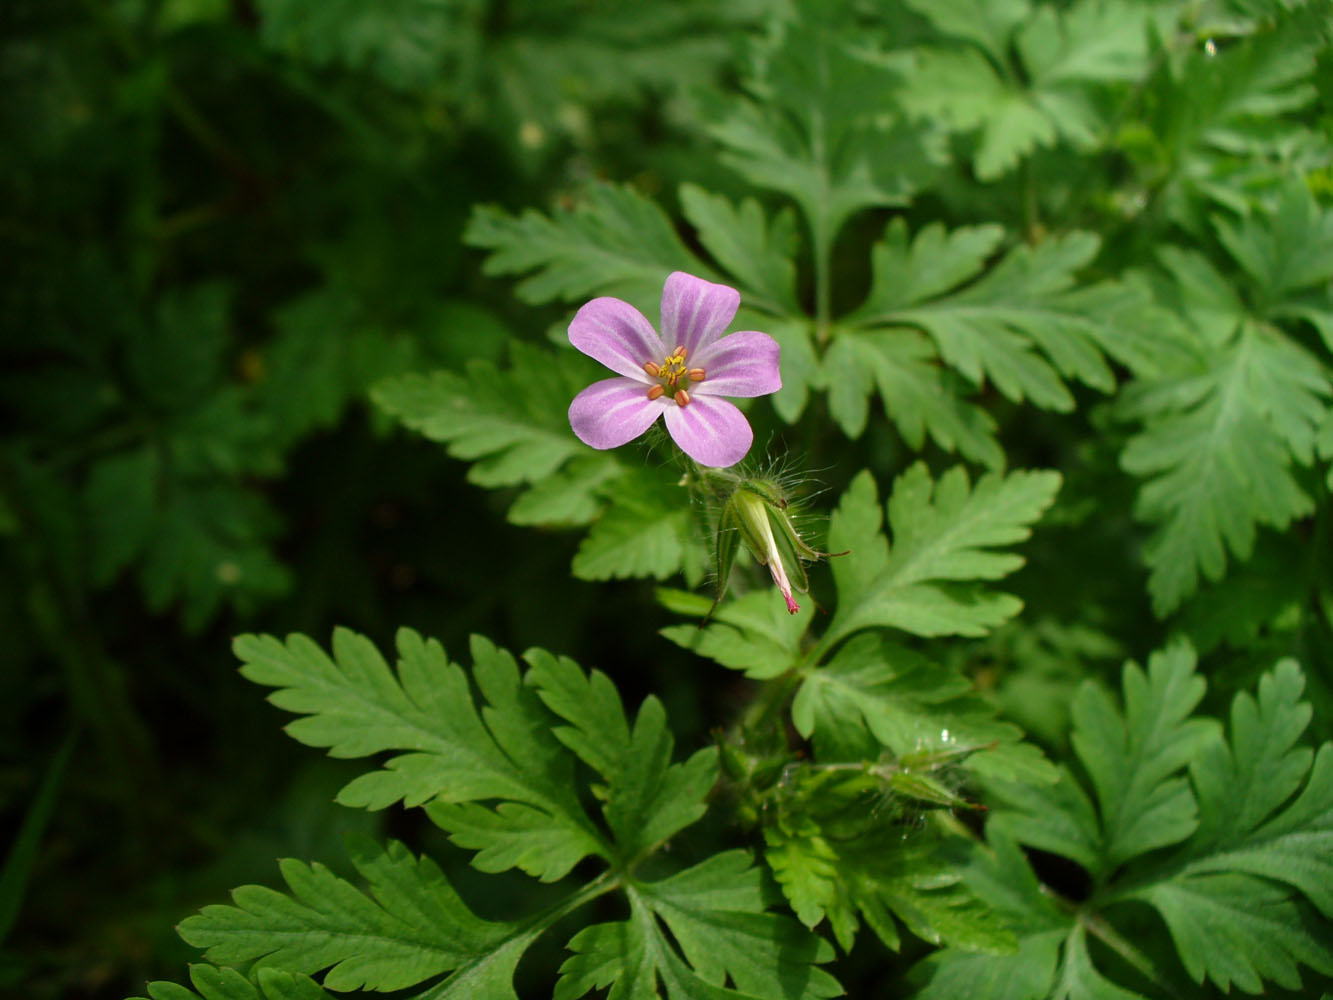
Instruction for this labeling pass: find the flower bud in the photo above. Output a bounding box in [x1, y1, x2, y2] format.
[715, 477, 828, 615]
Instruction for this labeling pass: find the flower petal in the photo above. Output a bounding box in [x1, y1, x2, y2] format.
[569, 377, 669, 450]
[569, 297, 665, 380]
[692, 330, 782, 398]
[660, 272, 740, 358]
[663, 395, 754, 467]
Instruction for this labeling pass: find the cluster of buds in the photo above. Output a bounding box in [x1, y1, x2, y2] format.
[705, 470, 839, 616]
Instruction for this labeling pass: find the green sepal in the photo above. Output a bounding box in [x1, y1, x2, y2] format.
[711, 500, 745, 612]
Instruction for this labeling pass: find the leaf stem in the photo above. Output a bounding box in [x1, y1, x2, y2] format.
[1078, 909, 1175, 995]
[738, 668, 807, 740]
[812, 215, 833, 346]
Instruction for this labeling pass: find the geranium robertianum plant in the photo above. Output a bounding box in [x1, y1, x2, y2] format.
[130, 1, 1333, 998]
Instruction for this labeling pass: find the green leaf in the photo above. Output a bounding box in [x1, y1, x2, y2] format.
[167, 627, 831, 1000]
[1017, 1, 1155, 87]
[898, 48, 1028, 181]
[765, 316, 823, 424]
[372, 341, 597, 492]
[1218, 179, 1333, 358]
[1119, 192, 1333, 614]
[0, 731, 75, 944]
[558, 851, 842, 1000]
[791, 634, 1053, 785]
[678, 184, 801, 318]
[908, 831, 1068, 1000]
[990, 643, 1218, 877]
[135, 478, 291, 631]
[375, 345, 710, 582]
[253, 0, 468, 90]
[253, 286, 421, 451]
[506, 454, 624, 528]
[766, 822, 1017, 955]
[524, 648, 719, 859]
[77, 284, 289, 630]
[1119, 250, 1330, 614]
[126, 283, 230, 415]
[901, 0, 1156, 178]
[84, 446, 158, 585]
[935, 647, 1333, 997]
[659, 588, 814, 680]
[820, 465, 1061, 649]
[1134, 12, 1322, 218]
[464, 182, 705, 312]
[1134, 874, 1333, 993]
[234, 627, 606, 880]
[179, 836, 526, 992]
[903, 0, 1031, 66]
[847, 220, 1168, 412]
[708, 9, 943, 244]
[135, 965, 332, 1000]
[1121, 661, 1333, 990]
[571, 465, 706, 586]
[1214, 180, 1333, 305]
[822, 330, 1002, 467]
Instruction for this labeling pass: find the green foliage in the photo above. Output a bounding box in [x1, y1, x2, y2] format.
[706, 1, 945, 246]
[371, 345, 706, 583]
[901, 0, 1159, 179]
[819, 465, 1061, 648]
[131, 965, 329, 1000]
[253, 0, 471, 90]
[71, 283, 291, 630]
[16, 0, 1333, 996]
[465, 183, 705, 312]
[177, 627, 838, 999]
[1124, 10, 1327, 222]
[915, 644, 1333, 997]
[661, 463, 1060, 955]
[1119, 182, 1333, 614]
[843, 222, 1175, 414]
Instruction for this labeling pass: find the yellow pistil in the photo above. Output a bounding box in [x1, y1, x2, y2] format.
[655, 346, 693, 390]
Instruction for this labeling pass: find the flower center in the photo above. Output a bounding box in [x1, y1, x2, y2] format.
[643, 346, 705, 406]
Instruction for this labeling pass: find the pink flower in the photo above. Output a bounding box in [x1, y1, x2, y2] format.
[567, 272, 782, 468]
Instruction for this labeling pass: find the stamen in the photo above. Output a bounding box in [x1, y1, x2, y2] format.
[647, 384, 665, 400]
[674, 389, 691, 406]
[643, 361, 660, 377]
[688, 368, 705, 382]
[673, 345, 688, 361]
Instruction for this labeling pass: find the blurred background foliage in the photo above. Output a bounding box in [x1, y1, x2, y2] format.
[0, 0, 773, 993]
[3, 0, 1333, 996]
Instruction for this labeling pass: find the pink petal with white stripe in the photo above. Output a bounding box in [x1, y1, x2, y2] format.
[660, 272, 740, 358]
[568, 377, 669, 450]
[568, 298, 664, 380]
[693, 330, 782, 398]
[662, 394, 753, 468]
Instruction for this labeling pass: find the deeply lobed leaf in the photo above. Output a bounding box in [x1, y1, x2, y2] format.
[921, 645, 1333, 997]
[821, 465, 1061, 649]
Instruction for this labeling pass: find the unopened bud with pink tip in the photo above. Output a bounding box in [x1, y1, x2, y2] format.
[715, 477, 834, 616]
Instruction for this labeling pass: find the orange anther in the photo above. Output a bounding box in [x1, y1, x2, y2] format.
[643, 361, 660, 377]
[647, 384, 665, 400]
[688, 368, 705, 382]
[674, 389, 691, 406]
[673, 345, 688, 360]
